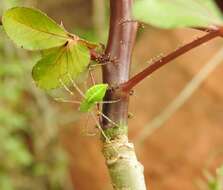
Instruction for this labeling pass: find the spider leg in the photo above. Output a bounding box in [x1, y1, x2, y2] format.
[54, 97, 81, 104]
[59, 78, 74, 95]
[99, 99, 121, 104]
[97, 111, 119, 127]
[90, 111, 110, 143]
[67, 73, 85, 98]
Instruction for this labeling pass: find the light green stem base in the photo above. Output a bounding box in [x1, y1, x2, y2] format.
[103, 135, 147, 190]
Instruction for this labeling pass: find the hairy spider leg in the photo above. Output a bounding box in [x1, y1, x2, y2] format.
[89, 62, 107, 68]
[99, 99, 121, 104]
[88, 68, 101, 116]
[57, 77, 82, 104]
[91, 111, 111, 143]
[54, 97, 81, 104]
[59, 78, 74, 95]
[68, 73, 85, 98]
[97, 111, 119, 127]
[91, 111, 119, 155]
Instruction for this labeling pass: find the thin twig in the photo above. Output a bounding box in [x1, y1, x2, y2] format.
[135, 47, 223, 145]
[121, 30, 221, 92]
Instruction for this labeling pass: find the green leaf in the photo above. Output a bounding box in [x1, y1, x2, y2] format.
[32, 41, 90, 90]
[0, 108, 27, 129]
[0, 173, 13, 190]
[4, 137, 32, 167]
[80, 84, 108, 112]
[133, 0, 223, 29]
[0, 63, 23, 77]
[2, 7, 69, 50]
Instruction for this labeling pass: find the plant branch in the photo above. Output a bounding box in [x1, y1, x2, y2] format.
[215, 0, 223, 12]
[121, 29, 221, 92]
[135, 47, 223, 145]
[192, 26, 223, 37]
[102, 0, 138, 129]
[101, 1, 147, 190]
[192, 26, 218, 33]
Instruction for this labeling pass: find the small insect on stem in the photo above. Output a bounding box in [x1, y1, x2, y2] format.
[90, 49, 118, 67]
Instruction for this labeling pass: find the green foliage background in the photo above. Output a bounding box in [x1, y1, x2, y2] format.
[0, 1, 72, 189]
[0, 0, 108, 189]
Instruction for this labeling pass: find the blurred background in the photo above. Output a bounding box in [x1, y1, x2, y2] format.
[0, 0, 223, 190]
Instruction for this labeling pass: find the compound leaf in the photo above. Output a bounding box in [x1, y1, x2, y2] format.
[2, 7, 69, 50]
[32, 41, 90, 90]
[80, 84, 108, 112]
[133, 0, 223, 29]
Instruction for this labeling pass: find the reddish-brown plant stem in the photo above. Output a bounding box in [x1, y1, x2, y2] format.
[215, 0, 223, 12]
[192, 26, 223, 37]
[102, 0, 138, 129]
[192, 26, 218, 33]
[101, 3, 147, 189]
[90, 49, 100, 61]
[121, 30, 221, 92]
